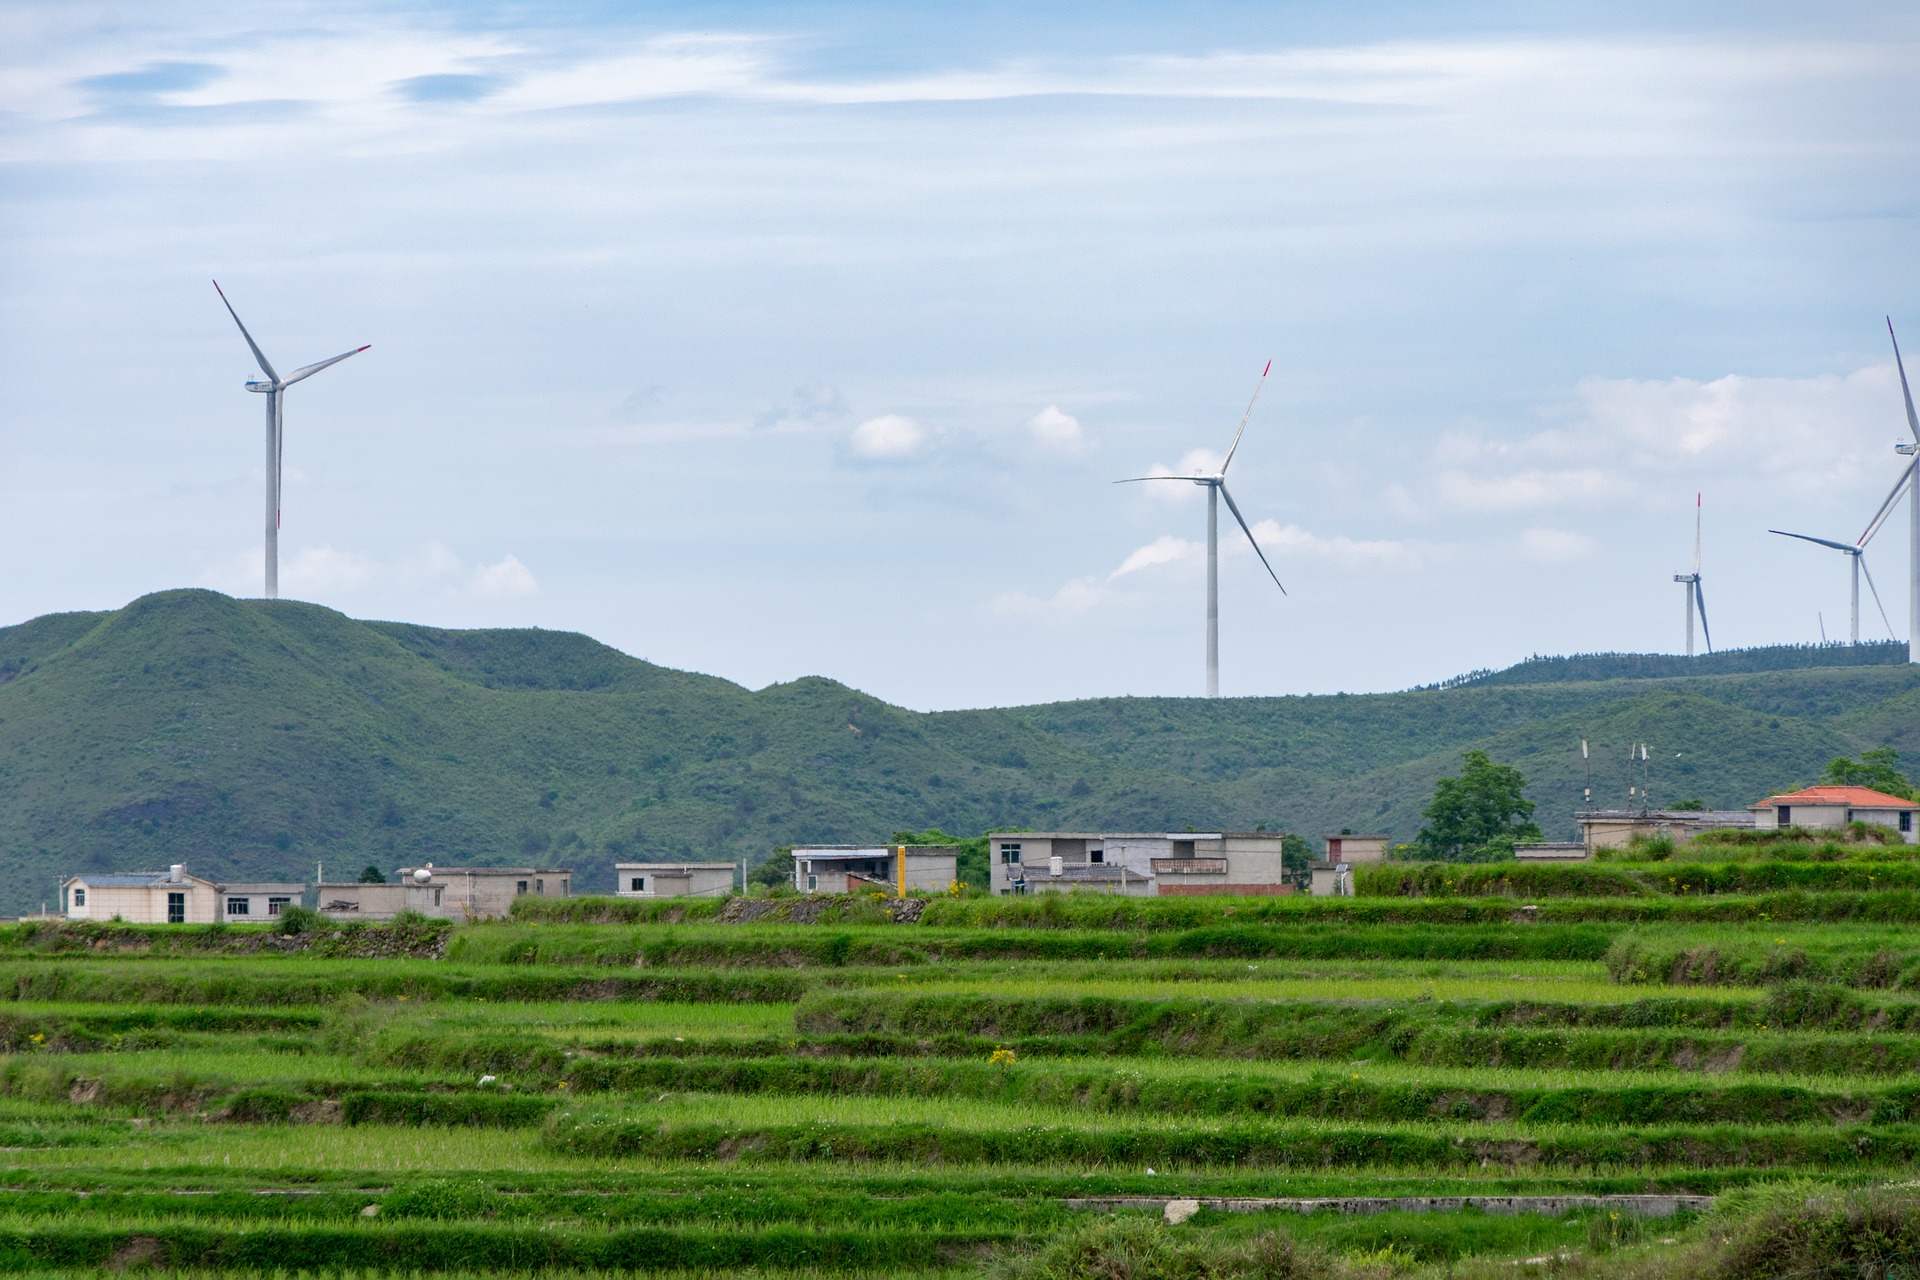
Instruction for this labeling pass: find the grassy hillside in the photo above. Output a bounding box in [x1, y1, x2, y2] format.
[0, 589, 1915, 912]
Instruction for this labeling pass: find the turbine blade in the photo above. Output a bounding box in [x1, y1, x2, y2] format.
[1217, 482, 1286, 595]
[1694, 579, 1712, 652]
[1769, 529, 1857, 554]
[1114, 475, 1204, 486]
[1858, 457, 1917, 548]
[1892, 318, 1920, 442]
[1861, 556, 1897, 641]
[213, 280, 279, 382]
[279, 344, 371, 388]
[1693, 492, 1702, 574]
[1219, 359, 1271, 476]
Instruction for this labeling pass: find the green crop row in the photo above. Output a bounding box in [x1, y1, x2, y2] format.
[0, 964, 805, 1007]
[1357, 862, 1920, 899]
[0, 1222, 1003, 1274]
[542, 1111, 1920, 1170]
[1606, 936, 1920, 989]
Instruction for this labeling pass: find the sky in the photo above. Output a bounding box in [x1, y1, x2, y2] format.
[1, 1, 1917, 710]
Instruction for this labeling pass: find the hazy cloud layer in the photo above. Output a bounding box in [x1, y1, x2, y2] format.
[1, 1, 1916, 706]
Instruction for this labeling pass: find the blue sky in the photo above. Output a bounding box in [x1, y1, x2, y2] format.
[1, 1, 1916, 708]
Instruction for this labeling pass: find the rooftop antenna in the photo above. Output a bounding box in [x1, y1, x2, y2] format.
[1673, 493, 1712, 655]
[1858, 317, 1919, 662]
[1581, 738, 1591, 810]
[1116, 360, 1286, 697]
[213, 282, 370, 600]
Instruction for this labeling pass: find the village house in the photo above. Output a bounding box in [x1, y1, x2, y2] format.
[1575, 808, 1753, 853]
[1750, 786, 1919, 842]
[1309, 833, 1390, 897]
[791, 846, 959, 894]
[615, 861, 736, 899]
[988, 832, 1291, 897]
[59, 866, 304, 924]
[315, 865, 572, 921]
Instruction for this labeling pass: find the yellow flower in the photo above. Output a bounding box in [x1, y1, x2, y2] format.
[990, 1047, 1017, 1066]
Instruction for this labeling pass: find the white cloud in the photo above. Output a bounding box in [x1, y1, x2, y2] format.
[195, 542, 536, 603]
[849, 414, 925, 459]
[467, 554, 539, 599]
[1111, 535, 1202, 577]
[1517, 526, 1595, 563]
[1025, 405, 1086, 456]
[1246, 520, 1410, 563]
[990, 576, 1111, 621]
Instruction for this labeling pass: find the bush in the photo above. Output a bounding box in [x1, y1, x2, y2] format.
[987, 1216, 1350, 1280]
[275, 904, 324, 936]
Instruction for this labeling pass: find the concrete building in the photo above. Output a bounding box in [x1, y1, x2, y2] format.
[1576, 809, 1753, 853]
[60, 866, 304, 924]
[1751, 786, 1919, 842]
[791, 846, 959, 894]
[1304, 833, 1391, 897]
[1515, 842, 1592, 862]
[616, 862, 735, 899]
[988, 832, 1290, 897]
[1322, 834, 1390, 863]
[316, 865, 572, 921]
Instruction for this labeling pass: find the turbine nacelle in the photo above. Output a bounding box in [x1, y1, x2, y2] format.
[245, 381, 274, 394]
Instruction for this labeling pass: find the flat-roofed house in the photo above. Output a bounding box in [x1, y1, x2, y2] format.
[1322, 834, 1389, 863]
[1751, 787, 1919, 843]
[988, 832, 1290, 897]
[59, 866, 304, 924]
[791, 846, 959, 894]
[1576, 809, 1753, 853]
[616, 862, 735, 899]
[317, 865, 572, 920]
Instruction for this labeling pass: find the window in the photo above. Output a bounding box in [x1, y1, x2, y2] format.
[1173, 840, 1196, 858]
[516, 880, 529, 894]
[1090, 850, 1104, 864]
[267, 898, 289, 916]
[806, 874, 818, 890]
[226, 898, 250, 916]
[999, 843, 1022, 864]
[432, 888, 443, 906]
[1777, 806, 1791, 827]
[630, 876, 645, 892]
[535, 878, 545, 894]
[72, 888, 85, 908]
[1903, 812, 1913, 833]
[167, 892, 186, 924]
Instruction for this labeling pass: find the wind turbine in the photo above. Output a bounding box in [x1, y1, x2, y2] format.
[1857, 318, 1920, 662]
[1768, 528, 1894, 645]
[213, 281, 369, 600]
[1117, 361, 1286, 697]
[1673, 493, 1712, 656]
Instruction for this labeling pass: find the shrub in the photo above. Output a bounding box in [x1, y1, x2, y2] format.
[275, 904, 324, 936]
[987, 1216, 1349, 1280]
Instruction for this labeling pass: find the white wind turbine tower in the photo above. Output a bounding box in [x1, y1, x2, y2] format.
[1117, 361, 1286, 697]
[1857, 318, 1920, 661]
[213, 282, 370, 600]
[1673, 493, 1712, 656]
[1768, 525, 1895, 646]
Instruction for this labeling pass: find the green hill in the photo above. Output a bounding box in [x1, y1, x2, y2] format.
[0, 589, 1915, 913]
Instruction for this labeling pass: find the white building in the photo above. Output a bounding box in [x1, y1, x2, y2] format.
[791, 846, 959, 894]
[1750, 786, 1918, 842]
[615, 862, 735, 898]
[316, 865, 572, 920]
[988, 832, 1290, 897]
[60, 866, 303, 924]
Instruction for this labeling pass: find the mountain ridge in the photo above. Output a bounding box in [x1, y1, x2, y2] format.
[0, 589, 1913, 913]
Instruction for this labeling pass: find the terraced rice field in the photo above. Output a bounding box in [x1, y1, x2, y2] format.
[10, 869, 1920, 1278]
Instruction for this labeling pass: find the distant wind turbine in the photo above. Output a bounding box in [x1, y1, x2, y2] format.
[1117, 361, 1286, 697]
[1673, 493, 1712, 656]
[1768, 528, 1895, 645]
[1856, 318, 1920, 661]
[213, 281, 369, 600]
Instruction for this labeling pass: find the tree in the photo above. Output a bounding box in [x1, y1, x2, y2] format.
[1280, 834, 1313, 887]
[1821, 747, 1918, 801]
[356, 864, 387, 884]
[1415, 750, 1541, 861]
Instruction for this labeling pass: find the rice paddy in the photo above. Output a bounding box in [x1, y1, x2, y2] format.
[8, 880, 1920, 1277]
